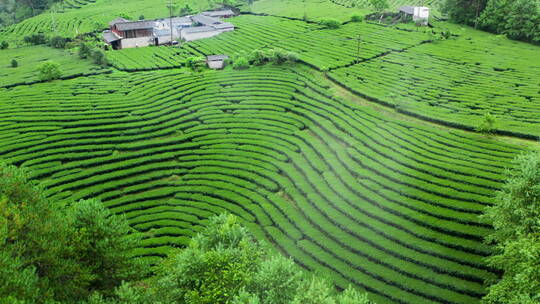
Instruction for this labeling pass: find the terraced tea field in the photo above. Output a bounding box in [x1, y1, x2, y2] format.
[0, 0, 207, 42]
[329, 31, 540, 138]
[0, 66, 526, 304]
[0, 46, 110, 88]
[108, 15, 430, 71]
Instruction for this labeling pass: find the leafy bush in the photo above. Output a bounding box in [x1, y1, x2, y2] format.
[49, 35, 68, 48]
[183, 56, 206, 70]
[0, 41, 8, 49]
[0, 162, 147, 303]
[79, 42, 92, 59]
[369, 0, 389, 12]
[233, 56, 250, 69]
[10, 59, 17, 68]
[38, 61, 61, 81]
[482, 151, 540, 303]
[92, 49, 108, 66]
[23, 33, 47, 45]
[247, 48, 299, 66]
[101, 214, 375, 304]
[350, 14, 364, 22]
[475, 112, 496, 134]
[319, 18, 341, 29]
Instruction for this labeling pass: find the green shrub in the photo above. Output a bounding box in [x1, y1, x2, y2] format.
[350, 14, 364, 22]
[319, 18, 341, 29]
[0, 41, 8, 49]
[183, 56, 205, 70]
[92, 49, 108, 66]
[475, 112, 496, 134]
[49, 35, 68, 48]
[79, 42, 92, 59]
[233, 56, 250, 69]
[38, 61, 61, 81]
[23, 33, 47, 45]
[10, 59, 17, 68]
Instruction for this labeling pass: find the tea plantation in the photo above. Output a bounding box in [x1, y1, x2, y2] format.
[0, 0, 539, 303]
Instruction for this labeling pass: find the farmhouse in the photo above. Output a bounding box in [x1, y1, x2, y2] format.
[103, 10, 236, 49]
[206, 55, 229, 69]
[399, 6, 430, 25]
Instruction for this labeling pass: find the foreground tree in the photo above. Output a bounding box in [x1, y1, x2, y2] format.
[482, 151, 540, 303]
[93, 214, 374, 304]
[0, 162, 147, 303]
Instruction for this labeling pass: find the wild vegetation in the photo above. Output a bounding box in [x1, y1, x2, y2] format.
[0, 0, 538, 303]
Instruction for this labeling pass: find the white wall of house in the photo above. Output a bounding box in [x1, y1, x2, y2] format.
[207, 61, 225, 69]
[181, 30, 221, 42]
[413, 7, 430, 24]
[120, 37, 155, 49]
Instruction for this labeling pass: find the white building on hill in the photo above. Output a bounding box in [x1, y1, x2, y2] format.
[103, 10, 236, 49]
[399, 6, 430, 25]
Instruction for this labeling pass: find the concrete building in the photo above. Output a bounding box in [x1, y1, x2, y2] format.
[104, 10, 236, 49]
[206, 55, 229, 69]
[399, 6, 430, 25]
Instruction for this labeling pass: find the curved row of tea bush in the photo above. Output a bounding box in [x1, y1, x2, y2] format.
[0, 66, 524, 303]
[329, 33, 540, 138]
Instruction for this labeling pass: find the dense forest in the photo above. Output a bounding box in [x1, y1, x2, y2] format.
[443, 0, 540, 43]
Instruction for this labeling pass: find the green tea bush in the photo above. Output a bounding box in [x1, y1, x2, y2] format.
[319, 18, 341, 29]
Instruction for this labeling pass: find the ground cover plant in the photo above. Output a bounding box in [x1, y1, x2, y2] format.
[0, 45, 109, 87]
[0, 65, 528, 304]
[329, 27, 540, 138]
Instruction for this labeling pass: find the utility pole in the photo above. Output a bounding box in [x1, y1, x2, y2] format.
[168, 0, 174, 45]
[356, 34, 361, 63]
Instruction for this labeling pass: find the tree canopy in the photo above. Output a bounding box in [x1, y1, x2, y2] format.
[482, 151, 540, 304]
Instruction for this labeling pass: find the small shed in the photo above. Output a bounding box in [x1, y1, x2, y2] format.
[399, 6, 430, 25]
[207, 55, 229, 69]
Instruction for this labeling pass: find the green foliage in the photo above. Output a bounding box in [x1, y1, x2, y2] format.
[23, 33, 47, 45]
[138, 14, 145, 20]
[38, 60, 61, 81]
[183, 56, 206, 70]
[369, 0, 389, 12]
[482, 151, 540, 304]
[180, 4, 193, 15]
[49, 35, 68, 49]
[233, 56, 250, 69]
[78, 42, 92, 59]
[485, 151, 540, 242]
[148, 214, 264, 304]
[476, 113, 496, 134]
[479, 0, 540, 44]
[350, 14, 364, 22]
[10, 59, 18, 67]
[92, 49, 108, 66]
[442, 0, 487, 26]
[0, 41, 8, 49]
[0, 162, 147, 303]
[319, 18, 341, 29]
